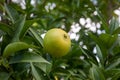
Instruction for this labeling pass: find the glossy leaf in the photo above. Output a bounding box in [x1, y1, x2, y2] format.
[9, 52, 50, 64]
[3, 42, 32, 57]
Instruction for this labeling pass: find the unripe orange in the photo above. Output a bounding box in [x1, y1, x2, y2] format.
[43, 28, 71, 57]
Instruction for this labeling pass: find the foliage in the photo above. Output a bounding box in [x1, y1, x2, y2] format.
[0, 0, 120, 80]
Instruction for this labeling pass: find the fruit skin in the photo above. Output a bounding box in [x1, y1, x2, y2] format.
[43, 28, 71, 57]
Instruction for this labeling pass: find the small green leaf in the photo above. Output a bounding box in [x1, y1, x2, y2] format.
[89, 63, 105, 80]
[30, 62, 41, 80]
[19, 19, 40, 39]
[96, 45, 104, 64]
[109, 17, 119, 34]
[96, 8, 109, 33]
[34, 62, 52, 74]
[99, 34, 118, 49]
[89, 33, 107, 58]
[30, 62, 48, 80]
[79, 46, 89, 58]
[29, 27, 43, 47]
[112, 27, 120, 34]
[4, 3, 19, 23]
[111, 72, 120, 80]
[0, 22, 13, 36]
[105, 69, 120, 79]
[3, 42, 32, 57]
[12, 15, 26, 42]
[106, 58, 120, 70]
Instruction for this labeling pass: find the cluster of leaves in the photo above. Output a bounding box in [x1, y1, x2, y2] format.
[0, 0, 120, 80]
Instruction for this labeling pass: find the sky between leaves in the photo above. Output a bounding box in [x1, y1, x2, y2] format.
[11, 0, 120, 41]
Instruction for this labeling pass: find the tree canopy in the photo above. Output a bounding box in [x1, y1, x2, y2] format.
[0, 0, 120, 80]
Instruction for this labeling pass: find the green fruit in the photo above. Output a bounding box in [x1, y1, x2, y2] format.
[43, 28, 71, 57]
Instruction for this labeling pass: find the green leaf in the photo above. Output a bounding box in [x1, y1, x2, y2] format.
[89, 63, 105, 80]
[105, 69, 120, 79]
[112, 27, 120, 34]
[67, 44, 82, 57]
[9, 52, 50, 64]
[0, 22, 13, 36]
[30, 62, 42, 80]
[109, 17, 119, 34]
[30, 63, 48, 80]
[89, 33, 107, 58]
[99, 34, 118, 49]
[0, 72, 10, 80]
[111, 72, 120, 80]
[34, 62, 52, 74]
[106, 58, 120, 70]
[79, 46, 89, 58]
[4, 3, 19, 23]
[96, 45, 104, 65]
[12, 15, 26, 42]
[3, 42, 32, 57]
[29, 27, 43, 47]
[19, 19, 40, 39]
[96, 8, 109, 33]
